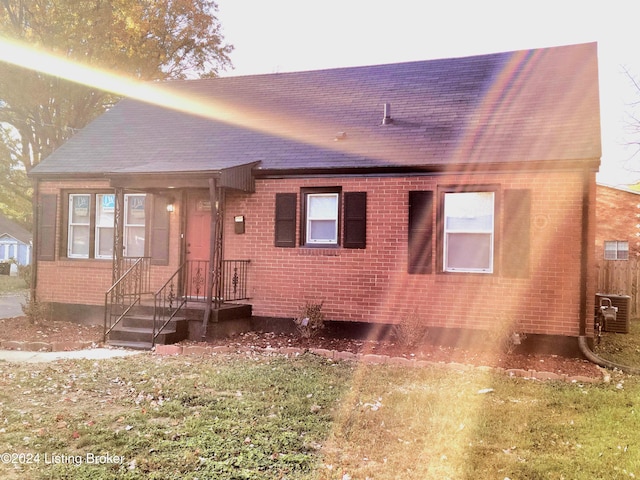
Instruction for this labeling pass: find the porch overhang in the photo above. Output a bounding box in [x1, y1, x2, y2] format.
[107, 161, 259, 193]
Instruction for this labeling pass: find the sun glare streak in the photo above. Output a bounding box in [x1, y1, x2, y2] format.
[0, 37, 386, 163]
[0, 38, 234, 121]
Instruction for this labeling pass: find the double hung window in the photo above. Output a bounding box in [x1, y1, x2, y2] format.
[274, 189, 366, 249]
[443, 191, 495, 273]
[305, 193, 339, 245]
[66, 193, 146, 259]
[68, 194, 91, 258]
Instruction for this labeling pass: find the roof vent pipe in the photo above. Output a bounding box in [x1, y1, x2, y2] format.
[382, 103, 393, 125]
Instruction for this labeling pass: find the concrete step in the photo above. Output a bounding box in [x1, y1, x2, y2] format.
[107, 315, 189, 349]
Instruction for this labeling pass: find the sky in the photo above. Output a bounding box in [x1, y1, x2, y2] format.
[214, 0, 640, 187]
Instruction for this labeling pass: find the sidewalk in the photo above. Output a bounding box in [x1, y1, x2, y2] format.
[0, 348, 144, 363]
[0, 293, 25, 319]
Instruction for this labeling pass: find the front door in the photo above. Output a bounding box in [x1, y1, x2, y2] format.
[186, 192, 211, 299]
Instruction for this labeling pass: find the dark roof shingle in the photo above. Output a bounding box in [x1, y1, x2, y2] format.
[30, 43, 601, 177]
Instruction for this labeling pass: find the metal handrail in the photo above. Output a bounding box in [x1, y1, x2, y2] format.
[103, 257, 151, 342]
[153, 262, 187, 346]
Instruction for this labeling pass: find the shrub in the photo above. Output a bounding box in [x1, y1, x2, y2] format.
[493, 313, 527, 354]
[393, 309, 428, 347]
[294, 301, 325, 338]
[21, 296, 51, 325]
[17, 264, 32, 289]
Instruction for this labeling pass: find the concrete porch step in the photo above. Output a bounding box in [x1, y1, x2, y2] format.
[106, 315, 189, 350]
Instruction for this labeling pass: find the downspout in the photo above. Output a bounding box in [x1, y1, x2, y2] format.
[576, 168, 640, 374]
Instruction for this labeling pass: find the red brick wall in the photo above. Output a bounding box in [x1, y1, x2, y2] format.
[35, 180, 182, 305]
[223, 170, 597, 337]
[595, 184, 640, 259]
[35, 170, 597, 338]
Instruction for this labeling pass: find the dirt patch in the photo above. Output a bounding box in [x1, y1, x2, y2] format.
[0, 316, 103, 346]
[0, 316, 603, 378]
[186, 331, 603, 378]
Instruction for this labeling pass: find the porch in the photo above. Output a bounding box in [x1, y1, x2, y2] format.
[104, 257, 251, 349]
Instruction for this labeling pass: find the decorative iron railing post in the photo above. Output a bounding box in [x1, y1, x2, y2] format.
[104, 256, 151, 342]
[152, 262, 187, 346]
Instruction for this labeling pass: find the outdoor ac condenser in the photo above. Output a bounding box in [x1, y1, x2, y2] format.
[595, 293, 631, 334]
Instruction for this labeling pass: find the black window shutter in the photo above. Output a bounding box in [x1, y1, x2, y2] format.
[37, 194, 57, 261]
[503, 189, 531, 278]
[275, 193, 297, 247]
[408, 191, 434, 274]
[150, 194, 170, 265]
[344, 192, 366, 249]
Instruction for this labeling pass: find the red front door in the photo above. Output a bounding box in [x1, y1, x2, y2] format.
[186, 193, 211, 299]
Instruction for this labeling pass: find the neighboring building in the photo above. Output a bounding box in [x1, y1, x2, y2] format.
[595, 183, 640, 260]
[28, 43, 601, 353]
[0, 213, 32, 267]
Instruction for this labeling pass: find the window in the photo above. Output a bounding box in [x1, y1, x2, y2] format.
[68, 194, 91, 258]
[95, 194, 115, 259]
[274, 190, 366, 249]
[124, 194, 146, 257]
[443, 191, 495, 273]
[306, 193, 339, 245]
[409, 188, 530, 277]
[604, 241, 629, 260]
[65, 192, 147, 259]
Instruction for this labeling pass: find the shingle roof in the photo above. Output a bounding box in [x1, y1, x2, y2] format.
[0, 214, 32, 244]
[30, 43, 601, 177]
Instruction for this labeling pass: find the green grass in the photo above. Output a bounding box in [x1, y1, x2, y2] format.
[0, 352, 639, 479]
[595, 319, 640, 367]
[0, 276, 27, 295]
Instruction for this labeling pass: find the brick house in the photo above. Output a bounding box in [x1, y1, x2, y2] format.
[28, 43, 601, 353]
[0, 213, 32, 268]
[595, 183, 640, 260]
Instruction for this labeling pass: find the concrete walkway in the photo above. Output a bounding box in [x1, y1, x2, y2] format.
[0, 293, 26, 319]
[0, 293, 145, 363]
[0, 347, 144, 363]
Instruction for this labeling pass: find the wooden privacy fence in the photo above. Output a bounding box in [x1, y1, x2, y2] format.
[596, 260, 640, 317]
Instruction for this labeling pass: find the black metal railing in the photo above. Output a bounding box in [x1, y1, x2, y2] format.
[184, 259, 250, 303]
[104, 257, 151, 341]
[153, 262, 187, 346]
[222, 259, 250, 301]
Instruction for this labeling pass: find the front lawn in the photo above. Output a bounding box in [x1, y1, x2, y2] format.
[0, 275, 27, 295]
[0, 352, 638, 479]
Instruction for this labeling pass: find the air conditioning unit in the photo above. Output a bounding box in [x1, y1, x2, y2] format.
[595, 293, 631, 333]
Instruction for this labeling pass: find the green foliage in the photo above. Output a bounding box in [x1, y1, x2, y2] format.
[0, 354, 354, 479]
[0, 0, 234, 220]
[1, 353, 638, 479]
[17, 263, 31, 289]
[294, 301, 325, 338]
[0, 274, 27, 294]
[595, 318, 640, 367]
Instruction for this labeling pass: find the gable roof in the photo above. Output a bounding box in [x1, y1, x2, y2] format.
[0, 214, 32, 244]
[30, 43, 601, 178]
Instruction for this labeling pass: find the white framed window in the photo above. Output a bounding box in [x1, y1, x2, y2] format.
[604, 241, 629, 260]
[95, 194, 115, 259]
[124, 194, 146, 257]
[305, 193, 339, 245]
[68, 194, 91, 258]
[443, 191, 495, 273]
[66, 192, 146, 259]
